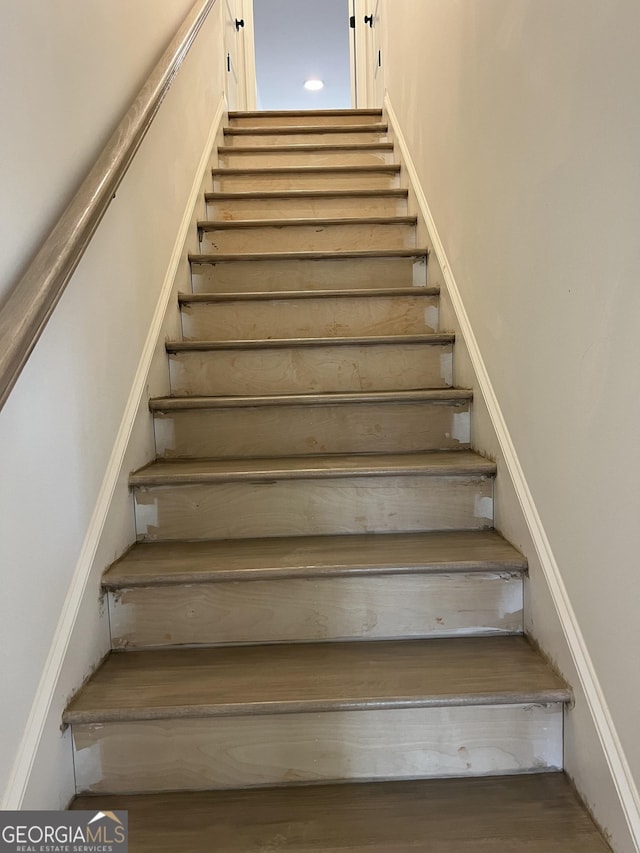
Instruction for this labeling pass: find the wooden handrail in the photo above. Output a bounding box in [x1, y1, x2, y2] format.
[0, 0, 218, 412]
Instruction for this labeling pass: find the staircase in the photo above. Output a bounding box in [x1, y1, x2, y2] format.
[69, 110, 609, 851]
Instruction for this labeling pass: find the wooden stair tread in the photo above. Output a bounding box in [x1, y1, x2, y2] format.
[205, 189, 408, 201]
[190, 248, 426, 264]
[197, 215, 417, 230]
[103, 530, 526, 588]
[218, 142, 394, 153]
[211, 164, 401, 176]
[224, 124, 388, 135]
[178, 286, 439, 303]
[71, 774, 609, 852]
[229, 109, 383, 118]
[150, 389, 470, 411]
[63, 636, 569, 724]
[129, 450, 495, 486]
[166, 332, 451, 352]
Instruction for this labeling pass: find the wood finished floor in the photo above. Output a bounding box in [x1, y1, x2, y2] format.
[129, 451, 496, 486]
[72, 774, 610, 852]
[203, 187, 409, 201]
[103, 530, 526, 587]
[165, 332, 451, 350]
[177, 285, 440, 302]
[149, 389, 471, 410]
[63, 636, 569, 724]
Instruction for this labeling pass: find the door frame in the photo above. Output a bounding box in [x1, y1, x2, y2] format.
[240, 0, 257, 110]
[224, 0, 257, 111]
[349, 0, 358, 107]
[352, 0, 384, 108]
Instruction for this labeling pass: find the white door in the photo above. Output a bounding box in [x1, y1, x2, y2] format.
[352, 0, 384, 108]
[224, 0, 256, 110]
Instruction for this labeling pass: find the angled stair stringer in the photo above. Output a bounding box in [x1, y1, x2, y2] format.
[66, 108, 611, 852]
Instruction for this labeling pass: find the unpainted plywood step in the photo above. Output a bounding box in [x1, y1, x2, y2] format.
[151, 388, 470, 458]
[107, 530, 523, 649]
[66, 637, 568, 793]
[218, 142, 395, 168]
[223, 124, 388, 146]
[167, 333, 453, 396]
[190, 248, 427, 292]
[205, 188, 409, 220]
[72, 704, 561, 794]
[107, 571, 523, 649]
[130, 451, 493, 541]
[106, 529, 526, 648]
[228, 108, 383, 127]
[211, 164, 401, 191]
[71, 774, 611, 852]
[179, 287, 439, 340]
[197, 216, 417, 253]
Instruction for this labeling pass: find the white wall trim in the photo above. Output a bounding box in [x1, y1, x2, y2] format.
[0, 95, 225, 811]
[384, 92, 640, 848]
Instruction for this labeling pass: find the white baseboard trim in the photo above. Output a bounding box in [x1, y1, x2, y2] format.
[1, 94, 226, 811]
[384, 92, 640, 847]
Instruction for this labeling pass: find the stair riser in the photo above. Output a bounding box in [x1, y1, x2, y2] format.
[109, 572, 523, 649]
[168, 343, 453, 396]
[133, 475, 494, 541]
[212, 171, 400, 191]
[224, 130, 388, 146]
[198, 222, 416, 254]
[219, 149, 394, 168]
[206, 195, 408, 220]
[228, 114, 383, 127]
[191, 255, 427, 293]
[154, 401, 470, 459]
[72, 703, 562, 794]
[180, 294, 439, 340]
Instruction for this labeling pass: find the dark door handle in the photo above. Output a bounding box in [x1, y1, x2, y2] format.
[235, 18, 245, 30]
[364, 14, 373, 27]
[350, 15, 356, 28]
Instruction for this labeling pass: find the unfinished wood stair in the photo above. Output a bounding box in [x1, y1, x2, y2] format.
[190, 248, 426, 291]
[217, 142, 396, 168]
[205, 187, 409, 219]
[68, 109, 609, 851]
[178, 286, 440, 338]
[150, 389, 470, 457]
[103, 531, 523, 649]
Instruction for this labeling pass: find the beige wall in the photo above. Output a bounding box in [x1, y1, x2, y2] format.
[1, 0, 195, 305]
[0, 1, 225, 808]
[383, 1, 640, 849]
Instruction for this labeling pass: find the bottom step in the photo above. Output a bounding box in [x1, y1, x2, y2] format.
[65, 637, 568, 794]
[72, 773, 609, 852]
